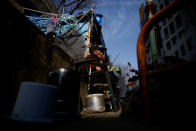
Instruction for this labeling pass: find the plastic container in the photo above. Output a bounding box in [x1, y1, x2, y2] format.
[11, 81, 58, 123]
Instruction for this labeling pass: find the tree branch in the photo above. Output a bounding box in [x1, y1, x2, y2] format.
[64, 0, 79, 6]
[70, 0, 86, 14]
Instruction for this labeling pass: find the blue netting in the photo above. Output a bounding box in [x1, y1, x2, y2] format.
[26, 14, 78, 36]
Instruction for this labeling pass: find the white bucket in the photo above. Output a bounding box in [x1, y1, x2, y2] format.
[11, 81, 58, 123]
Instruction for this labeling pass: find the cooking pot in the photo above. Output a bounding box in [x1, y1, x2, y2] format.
[85, 94, 105, 113]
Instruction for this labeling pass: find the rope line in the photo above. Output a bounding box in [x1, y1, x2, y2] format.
[23, 7, 61, 16]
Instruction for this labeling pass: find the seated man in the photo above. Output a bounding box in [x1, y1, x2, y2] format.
[86, 44, 107, 72]
[85, 45, 109, 92]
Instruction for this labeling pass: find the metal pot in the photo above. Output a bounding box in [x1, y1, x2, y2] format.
[85, 94, 105, 113]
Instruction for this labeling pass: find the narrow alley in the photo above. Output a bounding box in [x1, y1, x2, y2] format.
[3, 0, 196, 131]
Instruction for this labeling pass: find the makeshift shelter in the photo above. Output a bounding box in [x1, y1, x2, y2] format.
[24, 8, 107, 61]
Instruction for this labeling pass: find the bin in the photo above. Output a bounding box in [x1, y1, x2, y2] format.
[11, 82, 58, 123]
[48, 68, 80, 118]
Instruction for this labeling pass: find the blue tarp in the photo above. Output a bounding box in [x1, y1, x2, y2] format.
[96, 14, 103, 26]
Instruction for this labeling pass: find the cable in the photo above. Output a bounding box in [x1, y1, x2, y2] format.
[23, 7, 61, 16]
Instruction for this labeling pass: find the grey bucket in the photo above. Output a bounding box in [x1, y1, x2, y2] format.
[11, 81, 58, 123]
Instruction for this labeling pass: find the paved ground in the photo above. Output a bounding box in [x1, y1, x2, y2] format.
[52, 111, 176, 131]
[1, 111, 180, 131]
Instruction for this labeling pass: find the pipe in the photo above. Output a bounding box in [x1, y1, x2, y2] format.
[137, 0, 181, 120]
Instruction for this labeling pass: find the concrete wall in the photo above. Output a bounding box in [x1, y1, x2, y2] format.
[2, 1, 74, 117]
